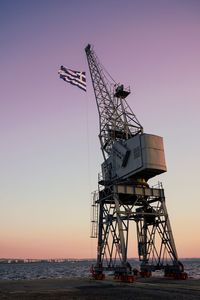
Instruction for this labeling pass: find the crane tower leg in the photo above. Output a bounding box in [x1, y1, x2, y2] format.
[90, 182, 187, 280]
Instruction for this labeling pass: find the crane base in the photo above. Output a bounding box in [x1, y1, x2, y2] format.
[114, 274, 136, 283]
[90, 265, 105, 280]
[165, 272, 188, 280]
[140, 271, 152, 278]
[92, 273, 105, 280]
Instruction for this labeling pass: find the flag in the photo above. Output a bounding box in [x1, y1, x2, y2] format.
[58, 65, 86, 92]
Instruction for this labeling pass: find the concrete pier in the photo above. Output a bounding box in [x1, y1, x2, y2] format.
[0, 277, 200, 299]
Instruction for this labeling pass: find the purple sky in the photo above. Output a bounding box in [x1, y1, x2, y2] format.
[0, 0, 200, 258]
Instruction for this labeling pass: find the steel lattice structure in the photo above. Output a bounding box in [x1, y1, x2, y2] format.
[85, 44, 187, 280]
[85, 44, 142, 160]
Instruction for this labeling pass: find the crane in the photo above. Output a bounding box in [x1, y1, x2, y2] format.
[85, 44, 187, 281]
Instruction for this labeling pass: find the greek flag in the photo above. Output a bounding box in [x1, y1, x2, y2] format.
[58, 65, 86, 92]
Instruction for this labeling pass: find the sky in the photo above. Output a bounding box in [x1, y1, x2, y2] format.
[0, 0, 200, 259]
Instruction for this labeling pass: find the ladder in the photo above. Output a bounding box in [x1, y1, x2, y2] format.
[90, 192, 99, 238]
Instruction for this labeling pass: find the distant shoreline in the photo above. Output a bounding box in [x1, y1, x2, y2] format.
[1, 257, 199, 264]
[0, 258, 96, 264]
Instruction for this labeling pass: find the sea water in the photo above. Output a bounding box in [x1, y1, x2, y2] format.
[0, 259, 199, 280]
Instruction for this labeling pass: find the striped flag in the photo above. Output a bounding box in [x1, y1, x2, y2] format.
[58, 65, 86, 92]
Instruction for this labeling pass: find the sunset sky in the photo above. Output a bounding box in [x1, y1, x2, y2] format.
[0, 0, 200, 259]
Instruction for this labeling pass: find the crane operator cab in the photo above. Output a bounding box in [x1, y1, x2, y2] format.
[102, 132, 167, 183]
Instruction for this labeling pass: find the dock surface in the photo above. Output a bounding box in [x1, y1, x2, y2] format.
[0, 277, 200, 299]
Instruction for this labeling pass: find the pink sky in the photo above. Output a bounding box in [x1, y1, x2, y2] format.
[0, 0, 200, 259]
